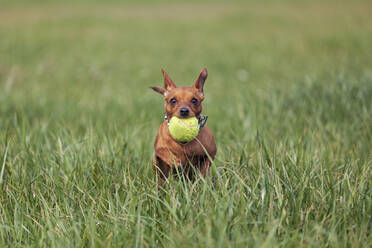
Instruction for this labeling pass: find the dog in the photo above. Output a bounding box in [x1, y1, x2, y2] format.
[151, 68, 217, 185]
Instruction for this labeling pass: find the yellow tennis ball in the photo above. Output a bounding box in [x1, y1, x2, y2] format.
[168, 116, 199, 143]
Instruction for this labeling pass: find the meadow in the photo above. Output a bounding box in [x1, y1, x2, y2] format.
[0, 0, 371, 247]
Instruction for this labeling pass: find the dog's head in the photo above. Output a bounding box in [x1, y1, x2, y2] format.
[151, 68, 208, 119]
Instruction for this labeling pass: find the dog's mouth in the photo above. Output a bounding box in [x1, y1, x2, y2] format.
[177, 114, 195, 118]
[176, 113, 197, 119]
[164, 114, 208, 129]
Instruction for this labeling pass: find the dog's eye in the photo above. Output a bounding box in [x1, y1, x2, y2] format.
[170, 98, 177, 104]
[191, 98, 198, 105]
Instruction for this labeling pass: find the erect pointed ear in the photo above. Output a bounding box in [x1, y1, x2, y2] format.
[162, 68, 177, 91]
[150, 86, 166, 95]
[193, 68, 208, 94]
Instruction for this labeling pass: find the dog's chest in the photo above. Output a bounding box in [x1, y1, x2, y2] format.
[183, 140, 206, 157]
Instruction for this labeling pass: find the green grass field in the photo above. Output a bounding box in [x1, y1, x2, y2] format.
[0, 0, 371, 247]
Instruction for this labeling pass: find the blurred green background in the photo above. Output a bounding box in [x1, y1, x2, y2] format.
[0, 0, 371, 247]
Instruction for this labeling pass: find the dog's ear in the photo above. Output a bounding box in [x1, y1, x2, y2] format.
[193, 68, 208, 94]
[162, 68, 177, 91]
[150, 68, 176, 96]
[150, 86, 166, 95]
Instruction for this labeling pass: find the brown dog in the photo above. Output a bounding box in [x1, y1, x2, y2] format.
[151, 68, 217, 185]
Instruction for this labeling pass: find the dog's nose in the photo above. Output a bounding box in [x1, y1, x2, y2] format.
[180, 107, 190, 117]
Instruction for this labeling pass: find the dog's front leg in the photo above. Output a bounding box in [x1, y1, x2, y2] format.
[153, 148, 182, 186]
[200, 156, 211, 177]
[199, 156, 212, 177]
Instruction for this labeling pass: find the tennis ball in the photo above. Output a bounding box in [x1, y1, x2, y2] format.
[168, 116, 199, 143]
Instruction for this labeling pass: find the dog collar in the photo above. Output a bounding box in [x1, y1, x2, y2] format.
[164, 114, 208, 129]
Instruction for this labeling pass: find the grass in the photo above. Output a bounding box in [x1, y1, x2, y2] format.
[0, 0, 371, 247]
